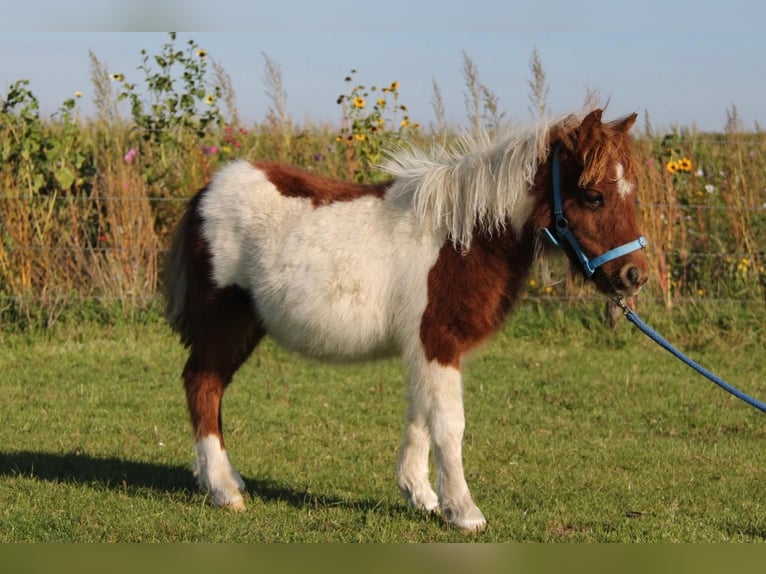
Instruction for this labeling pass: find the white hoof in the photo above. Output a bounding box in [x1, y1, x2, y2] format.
[442, 500, 487, 532]
[399, 484, 440, 513]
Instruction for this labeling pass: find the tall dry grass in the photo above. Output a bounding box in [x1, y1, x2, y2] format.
[0, 118, 764, 327]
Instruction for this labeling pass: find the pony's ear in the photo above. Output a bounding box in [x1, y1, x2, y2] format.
[612, 112, 638, 133]
[580, 108, 603, 138]
[577, 109, 604, 158]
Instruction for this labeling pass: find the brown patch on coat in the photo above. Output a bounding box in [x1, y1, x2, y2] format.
[256, 162, 392, 207]
[419, 230, 536, 368]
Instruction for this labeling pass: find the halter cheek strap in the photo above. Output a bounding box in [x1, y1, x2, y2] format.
[543, 144, 647, 277]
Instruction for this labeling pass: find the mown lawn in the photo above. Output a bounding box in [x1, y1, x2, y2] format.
[1, 301, 765, 542]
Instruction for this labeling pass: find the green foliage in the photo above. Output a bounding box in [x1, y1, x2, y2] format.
[0, 80, 93, 195]
[336, 70, 419, 182]
[116, 32, 225, 144]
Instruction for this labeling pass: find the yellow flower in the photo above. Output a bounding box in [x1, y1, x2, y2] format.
[222, 146, 232, 154]
[677, 158, 693, 172]
[665, 160, 679, 174]
[354, 133, 366, 141]
[204, 94, 215, 105]
[377, 98, 386, 108]
[353, 96, 366, 109]
[390, 81, 400, 91]
[110, 73, 125, 82]
[74, 91, 83, 98]
[197, 49, 207, 58]
[544, 286, 553, 294]
[335, 135, 343, 142]
[400, 117, 410, 128]
[528, 278, 537, 288]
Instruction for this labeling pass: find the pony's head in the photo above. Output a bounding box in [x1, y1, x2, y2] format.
[537, 109, 650, 296]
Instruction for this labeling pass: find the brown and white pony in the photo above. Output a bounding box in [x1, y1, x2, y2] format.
[163, 108, 649, 531]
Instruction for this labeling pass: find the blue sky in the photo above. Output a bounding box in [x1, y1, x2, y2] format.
[1, 2, 765, 132]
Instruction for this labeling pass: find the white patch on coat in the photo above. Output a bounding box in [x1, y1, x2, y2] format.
[193, 435, 246, 507]
[615, 163, 635, 198]
[198, 160, 445, 361]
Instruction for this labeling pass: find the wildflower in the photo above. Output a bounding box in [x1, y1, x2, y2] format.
[382, 87, 390, 93]
[390, 81, 400, 91]
[197, 49, 207, 58]
[110, 73, 125, 82]
[210, 145, 218, 154]
[377, 98, 386, 108]
[204, 94, 215, 105]
[677, 158, 693, 172]
[222, 146, 232, 154]
[528, 278, 537, 288]
[353, 96, 366, 109]
[400, 117, 410, 128]
[74, 91, 83, 98]
[124, 148, 137, 164]
[544, 286, 553, 294]
[704, 184, 716, 194]
[335, 135, 343, 142]
[355, 133, 366, 141]
[665, 160, 679, 174]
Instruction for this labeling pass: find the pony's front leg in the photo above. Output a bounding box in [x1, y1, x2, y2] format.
[422, 361, 486, 531]
[397, 409, 439, 513]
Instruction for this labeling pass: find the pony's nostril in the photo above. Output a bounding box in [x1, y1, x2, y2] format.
[626, 266, 641, 286]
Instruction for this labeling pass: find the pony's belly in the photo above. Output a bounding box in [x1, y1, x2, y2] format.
[257, 291, 397, 361]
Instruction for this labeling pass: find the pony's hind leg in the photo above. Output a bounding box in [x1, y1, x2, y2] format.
[182, 285, 265, 509]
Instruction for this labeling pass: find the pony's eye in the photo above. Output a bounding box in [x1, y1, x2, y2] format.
[585, 192, 604, 208]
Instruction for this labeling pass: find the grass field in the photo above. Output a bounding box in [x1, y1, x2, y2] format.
[1, 300, 765, 542]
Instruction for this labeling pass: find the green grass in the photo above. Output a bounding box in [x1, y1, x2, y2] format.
[1, 301, 765, 542]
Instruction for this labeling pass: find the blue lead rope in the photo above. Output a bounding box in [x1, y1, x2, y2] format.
[614, 298, 766, 414]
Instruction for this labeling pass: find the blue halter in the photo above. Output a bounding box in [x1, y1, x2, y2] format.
[542, 144, 647, 277]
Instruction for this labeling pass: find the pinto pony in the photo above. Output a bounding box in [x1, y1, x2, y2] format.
[163, 108, 649, 531]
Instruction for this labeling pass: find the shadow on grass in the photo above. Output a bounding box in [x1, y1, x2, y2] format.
[0, 450, 407, 516]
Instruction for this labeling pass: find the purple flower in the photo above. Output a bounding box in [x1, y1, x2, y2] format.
[124, 148, 138, 164]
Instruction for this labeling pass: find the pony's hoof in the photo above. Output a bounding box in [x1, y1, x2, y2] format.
[398, 483, 439, 513]
[210, 488, 246, 509]
[442, 504, 487, 532]
[226, 498, 246, 511]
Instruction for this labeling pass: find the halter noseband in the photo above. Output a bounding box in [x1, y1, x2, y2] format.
[542, 144, 647, 277]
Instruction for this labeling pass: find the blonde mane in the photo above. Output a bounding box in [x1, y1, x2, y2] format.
[381, 119, 561, 250]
